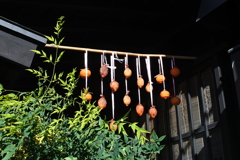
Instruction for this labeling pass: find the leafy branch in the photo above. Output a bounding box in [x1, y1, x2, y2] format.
[0, 16, 166, 160]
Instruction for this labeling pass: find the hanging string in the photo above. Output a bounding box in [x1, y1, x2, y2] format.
[100, 51, 106, 96]
[136, 57, 141, 104]
[113, 52, 116, 80]
[102, 50, 108, 66]
[125, 53, 128, 94]
[158, 59, 162, 75]
[101, 54, 103, 96]
[137, 54, 141, 76]
[84, 50, 88, 89]
[111, 52, 115, 119]
[172, 56, 176, 66]
[145, 55, 153, 106]
[125, 53, 128, 65]
[171, 58, 176, 96]
[159, 55, 166, 90]
[104, 54, 108, 65]
[114, 53, 124, 63]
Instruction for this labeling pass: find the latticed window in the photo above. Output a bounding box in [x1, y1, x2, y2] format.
[158, 67, 224, 160]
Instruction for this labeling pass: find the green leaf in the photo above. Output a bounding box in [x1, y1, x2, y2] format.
[31, 49, 41, 54]
[113, 142, 119, 158]
[59, 37, 65, 45]
[117, 122, 126, 134]
[1, 144, 15, 158]
[44, 60, 50, 63]
[58, 72, 64, 79]
[129, 122, 138, 133]
[158, 135, 166, 141]
[53, 73, 57, 80]
[42, 50, 47, 57]
[23, 125, 32, 137]
[136, 130, 140, 139]
[64, 156, 77, 160]
[14, 121, 23, 125]
[49, 54, 53, 62]
[137, 127, 150, 133]
[6, 93, 17, 98]
[45, 35, 54, 42]
[0, 83, 3, 90]
[26, 68, 33, 72]
[122, 109, 131, 120]
[58, 27, 63, 33]
[159, 145, 165, 151]
[56, 51, 65, 63]
[123, 134, 129, 144]
[152, 130, 158, 140]
[1, 114, 15, 119]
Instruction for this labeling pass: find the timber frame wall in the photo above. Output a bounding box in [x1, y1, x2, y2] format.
[137, 42, 240, 160]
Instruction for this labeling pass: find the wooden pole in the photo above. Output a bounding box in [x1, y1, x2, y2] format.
[45, 44, 197, 60]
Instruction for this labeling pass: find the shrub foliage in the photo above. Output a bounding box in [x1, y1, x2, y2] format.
[0, 16, 165, 160]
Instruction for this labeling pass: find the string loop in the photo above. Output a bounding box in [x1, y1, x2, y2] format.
[84, 50, 88, 89]
[136, 57, 141, 103]
[145, 55, 154, 106]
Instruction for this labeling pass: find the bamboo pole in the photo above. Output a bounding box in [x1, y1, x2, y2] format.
[45, 44, 197, 60]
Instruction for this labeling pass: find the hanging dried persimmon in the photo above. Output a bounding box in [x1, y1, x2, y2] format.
[109, 119, 118, 132]
[100, 65, 108, 78]
[81, 92, 92, 101]
[110, 80, 119, 92]
[170, 67, 180, 77]
[98, 96, 107, 109]
[160, 90, 170, 99]
[137, 76, 144, 88]
[86, 92, 92, 101]
[124, 67, 132, 79]
[170, 96, 181, 106]
[123, 94, 131, 106]
[136, 104, 144, 116]
[79, 68, 91, 78]
[156, 74, 166, 83]
[148, 106, 157, 118]
[145, 82, 153, 92]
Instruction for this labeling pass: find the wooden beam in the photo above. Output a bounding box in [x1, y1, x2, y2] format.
[45, 44, 197, 60]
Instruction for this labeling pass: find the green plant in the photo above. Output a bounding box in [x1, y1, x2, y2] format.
[0, 16, 165, 160]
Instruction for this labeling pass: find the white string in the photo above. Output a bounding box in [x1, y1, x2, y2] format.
[100, 54, 103, 96]
[171, 58, 176, 96]
[101, 52, 104, 66]
[85, 50, 88, 89]
[125, 54, 128, 94]
[159, 55, 165, 90]
[104, 55, 108, 65]
[136, 57, 141, 104]
[145, 56, 153, 106]
[158, 59, 162, 75]
[125, 53, 128, 65]
[136, 57, 139, 79]
[173, 56, 176, 66]
[138, 54, 141, 76]
[113, 52, 116, 80]
[111, 53, 115, 119]
[114, 53, 124, 63]
[103, 51, 108, 65]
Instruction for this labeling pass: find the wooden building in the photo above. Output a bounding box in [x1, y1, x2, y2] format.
[1, 1, 240, 159]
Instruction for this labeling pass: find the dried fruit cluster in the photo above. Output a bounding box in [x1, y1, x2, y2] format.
[78, 62, 181, 119]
